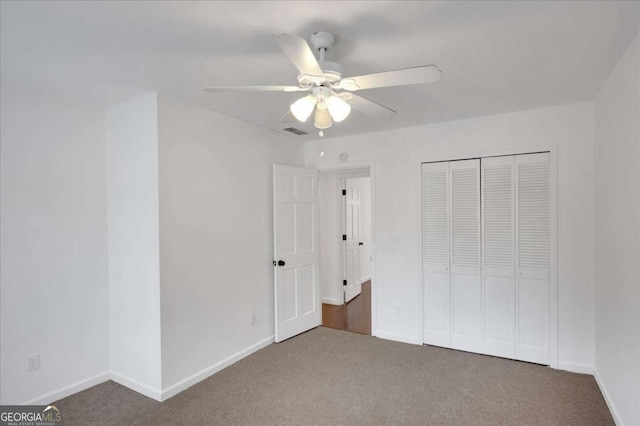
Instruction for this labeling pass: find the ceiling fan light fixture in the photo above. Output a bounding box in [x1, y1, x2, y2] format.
[326, 95, 351, 122]
[314, 103, 333, 129]
[290, 95, 316, 122]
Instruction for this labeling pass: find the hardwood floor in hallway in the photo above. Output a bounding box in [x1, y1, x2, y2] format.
[322, 280, 371, 335]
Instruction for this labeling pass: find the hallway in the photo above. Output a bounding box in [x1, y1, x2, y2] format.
[321, 280, 371, 335]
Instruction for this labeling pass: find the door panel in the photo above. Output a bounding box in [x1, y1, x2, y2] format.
[422, 162, 451, 347]
[281, 268, 297, 321]
[481, 156, 515, 358]
[273, 165, 321, 342]
[484, 275, 515, 353]
[423, 266, 450, 347]
[515, 153, 550, 364]
[451, 272, 482, 349]
[300, 264, 316, 315]
[450, 159, 482, 353]
[518, 277, 549, 346]
[344, 179, 362, 302]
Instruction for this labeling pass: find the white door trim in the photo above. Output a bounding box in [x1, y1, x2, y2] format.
[420, 146, 558, 369]
[317, 161, 377, 337]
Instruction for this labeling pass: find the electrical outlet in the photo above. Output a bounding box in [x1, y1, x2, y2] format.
[249, 313, 256, 326]
[27, 353, 40, 371]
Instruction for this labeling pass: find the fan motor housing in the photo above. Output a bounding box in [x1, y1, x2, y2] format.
[298, 60, 343, 86]
[319, 60, 342, 82]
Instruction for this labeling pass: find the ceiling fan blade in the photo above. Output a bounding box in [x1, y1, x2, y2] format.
[273, 34, 324, 77]
[204, 85, 306, 93]
[279, 110, 297, 124]
[347, 94, 396, 119]
[340, 65, 442, 91]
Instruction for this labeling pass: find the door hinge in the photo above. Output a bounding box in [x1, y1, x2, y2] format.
[342, 234, 347, 240]
[343, 279, 347, 286]
[342, 189, 346, 196]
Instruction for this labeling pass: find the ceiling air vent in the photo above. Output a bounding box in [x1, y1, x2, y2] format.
[283, 127, 309, 136]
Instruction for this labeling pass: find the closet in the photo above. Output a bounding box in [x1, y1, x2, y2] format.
[422, 152, 551, 365]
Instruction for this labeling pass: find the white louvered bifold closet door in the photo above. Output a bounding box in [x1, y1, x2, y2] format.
[481, 156, 516, 358]
[422, 161, 451, 348]
[449, 159, 482, 353]
[422, 153, 550, 364]
[515, 153, 550, 364]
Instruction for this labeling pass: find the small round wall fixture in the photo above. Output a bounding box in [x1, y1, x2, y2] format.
[339, 152, 349, 162]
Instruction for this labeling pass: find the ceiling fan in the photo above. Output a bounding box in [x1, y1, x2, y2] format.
[204, 32, 442, 137]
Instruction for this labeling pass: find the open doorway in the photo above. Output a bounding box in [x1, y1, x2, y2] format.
[318, 168, 372, 335]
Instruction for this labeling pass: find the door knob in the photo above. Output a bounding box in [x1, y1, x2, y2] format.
[359, 242, 364, 246]
[276, 260, 285, 266]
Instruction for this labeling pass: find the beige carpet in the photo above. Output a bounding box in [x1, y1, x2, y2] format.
[55, 327, 613, 425]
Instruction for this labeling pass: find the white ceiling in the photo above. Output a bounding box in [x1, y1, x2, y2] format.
[1, 1, 638, 140]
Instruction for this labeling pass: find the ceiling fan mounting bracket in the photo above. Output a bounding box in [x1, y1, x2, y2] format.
[310, 32, 335, 51]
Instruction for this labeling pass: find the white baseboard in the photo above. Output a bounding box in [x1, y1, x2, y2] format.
[361, 275, 371, 282]
[322, 297, 342, 305]
[594, 370, 624, 426]
[110, 371, 162, 402]
[160, 335, 275, 401]
[558, 362, 595, 375]
[21, 371, 110, 405]
[375, 330, 422, 345]
[18, 336, 276, 405]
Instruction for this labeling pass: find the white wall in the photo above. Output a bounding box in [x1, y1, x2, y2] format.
[107, 93, 162, 397]
[157, 96, 305, 391]
[0, 95, 109, 404]
[594, 34, 640, 426]
[306, 102, 595, 371]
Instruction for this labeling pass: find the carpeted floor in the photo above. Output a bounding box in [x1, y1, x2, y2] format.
[55, 327, 613, 425]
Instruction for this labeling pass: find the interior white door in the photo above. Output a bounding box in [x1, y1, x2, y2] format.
[344, 179, 362, 303]
[273, 165, 321, 343]
[449, 159, 482, 353]
[422, 161, 451, 348]
[482, 156, 516, 358]
[515, 153, 550, 364]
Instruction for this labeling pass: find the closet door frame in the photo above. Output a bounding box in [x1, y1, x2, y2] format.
[421, 145, 558, 369]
